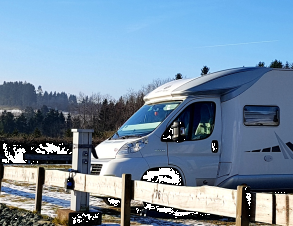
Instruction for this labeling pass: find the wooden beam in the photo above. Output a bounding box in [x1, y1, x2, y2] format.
[133, 180, 237, 218]
[250, 192, 273, 224]
[236, 185, 250, 226]
[275, 194, 293, 226]
[0, 164, 4, 193]
[3, 166, 38, 183]
[44, 169, 68, 187]
[289, 194, 293, 226]
[34, 167, 45, 214]
[121, 174, 132, 226]
[85, 174, 122, 198]
[44, 170, 123, 198]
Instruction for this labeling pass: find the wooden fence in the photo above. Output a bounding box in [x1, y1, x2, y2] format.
[0, 165, 292, 226]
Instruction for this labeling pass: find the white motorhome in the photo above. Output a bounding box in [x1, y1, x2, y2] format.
[91, 67, 293, 192]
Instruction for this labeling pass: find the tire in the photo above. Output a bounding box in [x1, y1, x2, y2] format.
[103, 197, 121, 207]
[141, 168, 187, 218]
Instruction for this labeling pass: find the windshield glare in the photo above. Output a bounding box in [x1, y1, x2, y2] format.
[111, 102, 181, 139]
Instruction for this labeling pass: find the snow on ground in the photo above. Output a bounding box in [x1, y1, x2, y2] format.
[0, 181, 228, 226]
[0, 109, 22, 116]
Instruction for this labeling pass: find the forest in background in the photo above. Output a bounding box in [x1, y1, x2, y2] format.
[0, 82, 77, 111]
[0, 76, 172, 140]
[0, 60, 292, 140]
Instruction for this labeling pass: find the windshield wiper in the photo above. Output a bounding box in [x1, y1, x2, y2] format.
[109, 131, 120, 140]
[120, 135, 142, 139]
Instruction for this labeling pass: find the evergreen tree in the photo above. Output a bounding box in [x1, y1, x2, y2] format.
[42, 109, 56, 137]
[0, 111, 15, 134]
[27, 117, 36, 134]
[284, 61, 291, 69]
[58, 112, 66, 136]
[15, 113, 27, 133]
[34, 109, 44, 133]
[175, 73, 183, 80]
[66, 113, 72, 130]
[201, 66, 210, 76]
[257, 62, 265, 67]
[41, 105, 49, 117]
[270, 59, 283, 68]
[24, 107, 34, 120]
[33, 127, 42, 138]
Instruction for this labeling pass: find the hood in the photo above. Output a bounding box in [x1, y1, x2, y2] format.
[94, 138, 137, 159]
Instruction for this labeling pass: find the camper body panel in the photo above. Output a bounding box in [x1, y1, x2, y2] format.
[138, 131, 168, 169]
[98, 157, 150, 178]
[217, 69, 293, 190]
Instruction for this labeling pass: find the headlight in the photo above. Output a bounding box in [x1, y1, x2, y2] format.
[116, 137, 148, 155]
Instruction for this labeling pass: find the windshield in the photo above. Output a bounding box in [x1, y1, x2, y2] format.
[111, 101, 181, 139]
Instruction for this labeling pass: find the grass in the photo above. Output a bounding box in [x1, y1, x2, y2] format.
[1, 203, 60, 225]
[51, 217, 69, 226]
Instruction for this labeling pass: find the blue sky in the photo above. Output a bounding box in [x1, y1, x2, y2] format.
[0, 0, 292, 100]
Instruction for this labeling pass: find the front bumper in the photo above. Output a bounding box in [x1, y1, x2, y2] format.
[91, 157, 150, 180]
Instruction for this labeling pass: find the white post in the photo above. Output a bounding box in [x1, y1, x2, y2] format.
[70, 129, 94, 211]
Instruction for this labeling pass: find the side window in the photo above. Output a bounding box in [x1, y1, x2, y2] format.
[191, 102, 216, 140]
[243, 106, 279, 126]
[162, 102, 216, 141]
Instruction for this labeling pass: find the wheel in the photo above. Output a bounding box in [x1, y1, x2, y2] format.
[141, 168, 184, 213]
[103, 197, 121, 207]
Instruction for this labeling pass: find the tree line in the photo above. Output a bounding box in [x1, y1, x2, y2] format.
[257, 59, 293, 68]
[0, 106, 68, 138]
[0, 82, 77, 111]
[0, 77, 173, 139]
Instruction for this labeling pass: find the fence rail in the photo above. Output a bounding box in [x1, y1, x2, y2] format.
[0, 165, 292, 226]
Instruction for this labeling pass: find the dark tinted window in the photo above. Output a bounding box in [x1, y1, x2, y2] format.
[162, 102, 216, 141]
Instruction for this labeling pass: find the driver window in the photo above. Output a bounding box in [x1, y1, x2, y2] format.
[191, 102, 215, 140]
[162, 102, 216, 141]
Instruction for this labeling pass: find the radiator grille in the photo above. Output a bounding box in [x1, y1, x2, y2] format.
[91, 164, 103, 175]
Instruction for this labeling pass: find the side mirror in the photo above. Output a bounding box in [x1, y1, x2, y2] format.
[171, 121, 186, 142]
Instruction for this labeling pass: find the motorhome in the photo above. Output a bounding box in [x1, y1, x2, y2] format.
[91, 67, 293, 192]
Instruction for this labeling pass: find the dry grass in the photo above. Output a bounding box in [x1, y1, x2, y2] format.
[51, 217, 69, 226]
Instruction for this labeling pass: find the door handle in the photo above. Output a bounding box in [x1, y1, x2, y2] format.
[211, 140, 218, 153]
